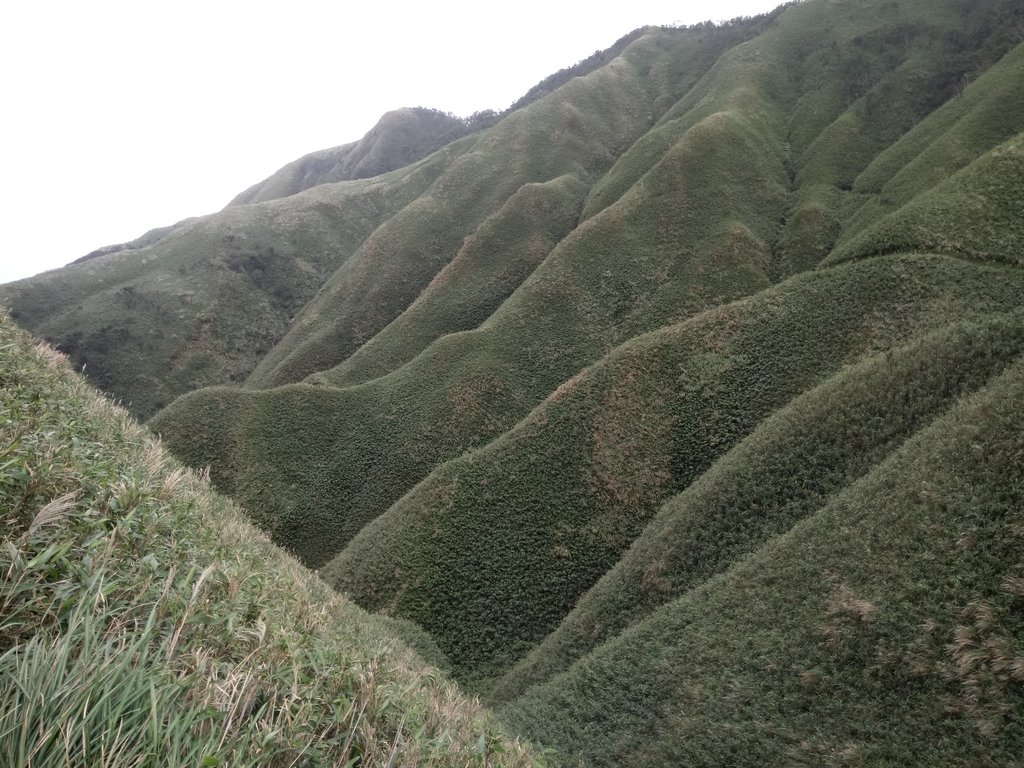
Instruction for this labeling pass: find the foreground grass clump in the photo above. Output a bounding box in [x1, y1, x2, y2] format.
[0, 317, 538, 767]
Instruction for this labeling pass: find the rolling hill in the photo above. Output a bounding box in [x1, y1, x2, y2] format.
[3, 0, 1024, 763]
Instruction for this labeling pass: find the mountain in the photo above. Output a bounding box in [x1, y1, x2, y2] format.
[3, 0, 1024, 764]
[228, 107, 482, 206]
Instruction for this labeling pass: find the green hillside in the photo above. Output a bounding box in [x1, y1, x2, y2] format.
[489, 308, 1024, 703]
[502, 350, 1024, 766]
[4, 0, 1024, 764]
[322, 259, 1024, 690]
[0, 317, 537, 766]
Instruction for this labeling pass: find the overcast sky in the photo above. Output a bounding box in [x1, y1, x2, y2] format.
[0, 0, 781, 285]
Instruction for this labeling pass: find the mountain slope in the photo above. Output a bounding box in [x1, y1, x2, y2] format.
[502, 350, 1024, 766]
[489, 310, 1024, 703]
[320, 258, 1024, 689]
[0, 316, 537, 766]
[242, 20, 765, 390]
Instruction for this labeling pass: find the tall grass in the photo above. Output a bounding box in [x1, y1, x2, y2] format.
[0, 317, 540, 767]
[503, 355, 1024, 766]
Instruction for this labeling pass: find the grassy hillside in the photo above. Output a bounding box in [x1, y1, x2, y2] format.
[242, 21, 762, 390]
[489, 309, 1024, 703]
[0, 316, 538, 766]
[502, 349, 1024, 767]
[149, 0, 1024, 566]
[4, 0, 1024, 764]
[829, 133, 1024, 266]
[322, 258, 1024, 690]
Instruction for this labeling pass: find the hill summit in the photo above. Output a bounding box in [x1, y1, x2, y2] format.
[4, 0, 1024, 763]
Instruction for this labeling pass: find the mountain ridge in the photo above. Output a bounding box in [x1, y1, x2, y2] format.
[227, 107, 484, 207]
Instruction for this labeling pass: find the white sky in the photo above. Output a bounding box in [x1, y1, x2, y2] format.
[0, 0, 780, 285]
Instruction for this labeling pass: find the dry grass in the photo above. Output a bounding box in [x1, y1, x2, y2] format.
[821, 582, 878, 652]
